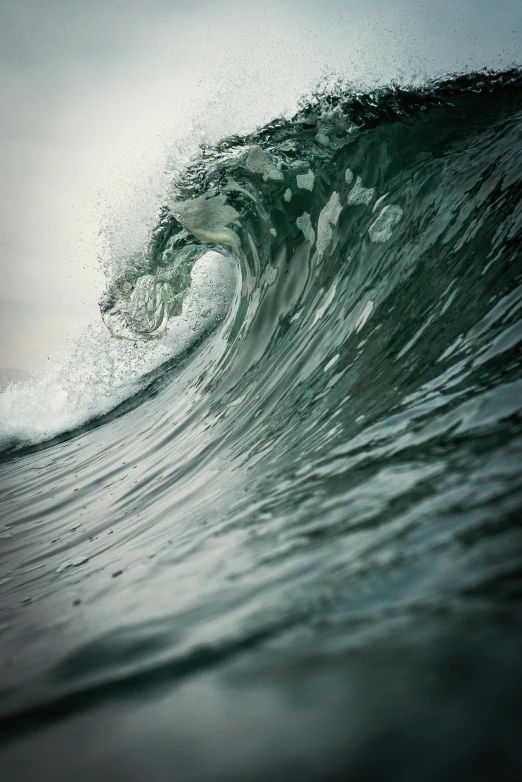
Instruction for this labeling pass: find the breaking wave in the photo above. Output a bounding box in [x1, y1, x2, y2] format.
[1, 69, 522, 781]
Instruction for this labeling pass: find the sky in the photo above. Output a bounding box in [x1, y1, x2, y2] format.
[1, 0, 521, 372]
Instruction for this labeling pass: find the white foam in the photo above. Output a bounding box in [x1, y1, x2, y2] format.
[368, 205, 404, 242]
[265, 266, 278, 286]
[244, 146, 284, 182]
[296, 212, 315, 246]
[347, 176, 375, 207]
[296, 170, 315, 191]
[316, 192, 342, 262]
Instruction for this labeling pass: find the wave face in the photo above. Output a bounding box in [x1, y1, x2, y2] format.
[1, 71, 522, 781]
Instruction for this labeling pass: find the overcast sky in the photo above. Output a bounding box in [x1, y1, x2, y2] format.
[1, 0, 521, 371]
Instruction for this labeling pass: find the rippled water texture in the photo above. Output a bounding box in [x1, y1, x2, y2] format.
[1, 71, 522, 781]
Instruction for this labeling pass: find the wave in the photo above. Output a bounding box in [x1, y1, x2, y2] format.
[1, 69, 522, 778]
[2, 68, 522, 454]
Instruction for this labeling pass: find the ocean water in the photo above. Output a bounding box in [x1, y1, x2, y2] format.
[1, 68, 522, 780]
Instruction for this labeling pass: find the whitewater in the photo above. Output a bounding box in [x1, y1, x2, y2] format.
[1, 3, 522, 780]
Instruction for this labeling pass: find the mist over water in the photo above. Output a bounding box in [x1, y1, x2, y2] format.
[1, 3, 522, 781]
